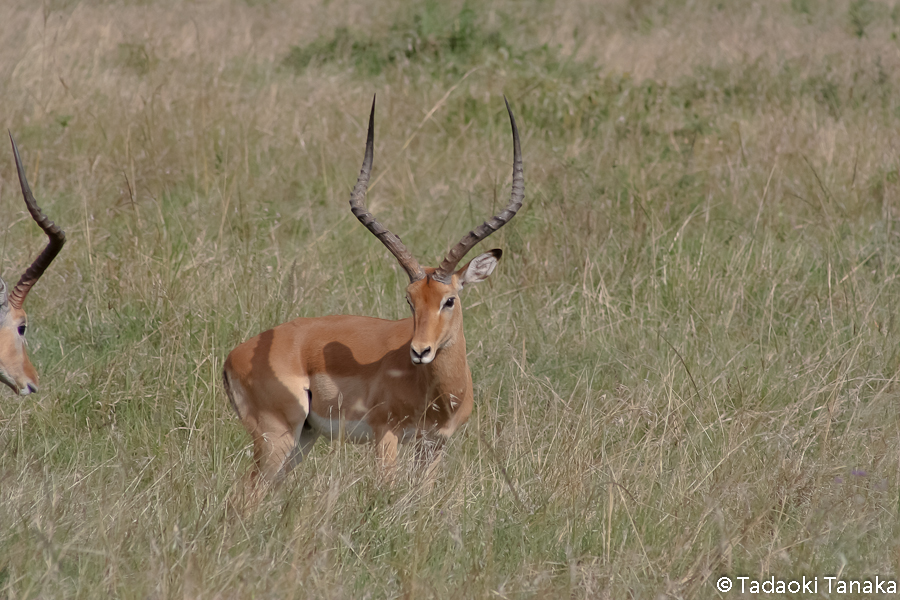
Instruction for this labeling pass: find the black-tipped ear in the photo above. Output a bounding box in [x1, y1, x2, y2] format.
[456, 249, 502, 287]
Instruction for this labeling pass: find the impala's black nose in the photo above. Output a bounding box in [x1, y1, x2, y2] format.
[410, 346, 432, 364]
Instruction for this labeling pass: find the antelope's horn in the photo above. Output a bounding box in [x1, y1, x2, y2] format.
[349, 96, 425, 283]
[8, 133, 66, 310]
[434, 97, 524, 283]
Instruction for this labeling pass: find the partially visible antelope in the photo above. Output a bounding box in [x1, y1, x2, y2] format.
[0, 134, 66, 396]
[224, 96, 524, 484]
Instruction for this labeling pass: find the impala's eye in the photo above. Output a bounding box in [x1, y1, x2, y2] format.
[17, 324, 26, 336]
[443, 297, 456, 310]
[406, 297, 414, 312]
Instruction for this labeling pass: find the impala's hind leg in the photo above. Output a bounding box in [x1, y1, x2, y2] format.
[252, 412, 301, 482]
[231, 415, 295, 512]
[282, 390, 320, 474]
[250, 377, 314, 481]
[224, 361, 311, 483]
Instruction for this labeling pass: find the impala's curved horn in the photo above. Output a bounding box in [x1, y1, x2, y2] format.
[7, 133, 66, 310]
[349, 95, 425, 283]
[434, 97, 524, 283]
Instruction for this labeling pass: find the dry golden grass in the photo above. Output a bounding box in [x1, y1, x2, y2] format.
[2, 0, 900, 597]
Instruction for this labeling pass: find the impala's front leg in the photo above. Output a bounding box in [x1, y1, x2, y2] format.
[415, 435, 446, 488]
[375, 428, 400, 483]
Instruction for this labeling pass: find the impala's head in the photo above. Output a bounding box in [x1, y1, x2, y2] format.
[0, 279, 38, 394]
[0, 133, 66, 396]
[349, 96, 523, 366]
[404, 251, 502, 364]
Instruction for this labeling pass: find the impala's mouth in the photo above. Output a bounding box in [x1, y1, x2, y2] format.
[0, 367, 36, 395]
[0, 370, 21, 395]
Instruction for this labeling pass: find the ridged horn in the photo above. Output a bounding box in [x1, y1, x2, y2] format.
[7, 133, 66, 310]
[349, 95, 425, 283]
[434, 97, 524, 283]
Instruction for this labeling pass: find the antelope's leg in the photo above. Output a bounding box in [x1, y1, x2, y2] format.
[415, 435, 446, 487]
[252, 412, 298, 482]
[375, 428, 400, 482]
[284, 419, 320, 474]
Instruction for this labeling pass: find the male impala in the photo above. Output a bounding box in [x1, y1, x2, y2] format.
[0, 134, 66, 396]
[224, 96, 523, 483]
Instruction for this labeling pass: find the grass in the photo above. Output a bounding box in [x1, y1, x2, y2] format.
[2, 0, 900, 597]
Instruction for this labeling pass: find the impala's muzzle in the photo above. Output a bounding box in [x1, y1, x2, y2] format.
[0, 367, 37, 396]
[410, 345, 434, 365]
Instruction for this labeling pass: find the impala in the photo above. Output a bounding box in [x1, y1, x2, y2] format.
[224, 96, 523, 483]
[0, 134, 66, 396]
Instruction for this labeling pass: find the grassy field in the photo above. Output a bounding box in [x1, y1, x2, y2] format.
[2, 0, 900, 597]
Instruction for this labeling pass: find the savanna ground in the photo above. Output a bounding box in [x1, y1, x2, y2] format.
[1, 0, 900, 597]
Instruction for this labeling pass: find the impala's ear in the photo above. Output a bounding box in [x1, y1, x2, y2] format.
[456, 249, 502, 288]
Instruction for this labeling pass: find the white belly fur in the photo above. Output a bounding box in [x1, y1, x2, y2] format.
[306, 411, 375, 443]
[305, 411, 421, 444]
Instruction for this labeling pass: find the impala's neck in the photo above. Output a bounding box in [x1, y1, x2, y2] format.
[424, 329, 469, 390]
[412, 325, 470, 434]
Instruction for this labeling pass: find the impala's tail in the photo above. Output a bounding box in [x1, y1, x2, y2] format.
[223, 367, 240, 418]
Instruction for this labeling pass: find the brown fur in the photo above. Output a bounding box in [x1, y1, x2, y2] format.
[224, 98, 520, 489]
[223, 260, 495, 483]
